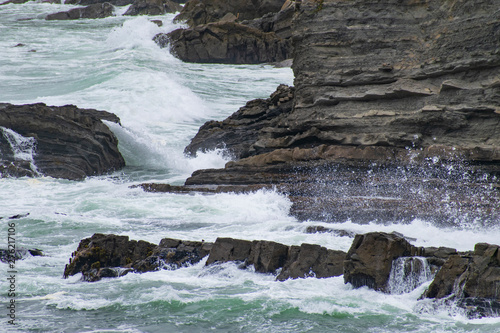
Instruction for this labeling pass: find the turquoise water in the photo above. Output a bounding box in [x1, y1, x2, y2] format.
[1, 4, 500, 332]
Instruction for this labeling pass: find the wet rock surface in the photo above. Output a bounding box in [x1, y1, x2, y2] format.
[145, 0, 500, 225]
[0, 103, 125, 180]
[45, 3, 115, 20]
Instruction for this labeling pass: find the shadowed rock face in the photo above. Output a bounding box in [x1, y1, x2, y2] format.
[157, 22, 292, 64]
[0, 103, 125, 180]
[149, 0, 500, 224]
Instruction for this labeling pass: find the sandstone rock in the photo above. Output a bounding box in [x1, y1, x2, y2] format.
[157, 22, 292, 64]
[45, 3, 114, 20]
[63, 234, 156, 281]
[343, 232, 420, 292]
[124, 0, 181, 16]
[173, 0, 285, 27]
[0, 103, 125, 180]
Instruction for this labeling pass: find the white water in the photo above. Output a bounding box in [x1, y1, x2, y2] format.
[1, 4, 500, 332]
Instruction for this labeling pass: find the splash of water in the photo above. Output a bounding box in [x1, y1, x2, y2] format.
[388, 256, 433, 294]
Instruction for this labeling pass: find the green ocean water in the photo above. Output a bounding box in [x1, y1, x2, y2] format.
[1, 4, 500, 332]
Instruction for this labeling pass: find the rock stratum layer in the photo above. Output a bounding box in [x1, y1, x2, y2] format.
[0, 103, 125, 180]
[148, 0, 500, 225]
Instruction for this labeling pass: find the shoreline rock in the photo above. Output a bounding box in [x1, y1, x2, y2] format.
[0, 103, 125, 180]
[65, 232, 500, 318]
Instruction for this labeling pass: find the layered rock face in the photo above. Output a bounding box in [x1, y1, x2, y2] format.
[173, 0, 286, 27]
[163, 0, 500, 225]
[0, 103, 125, 180]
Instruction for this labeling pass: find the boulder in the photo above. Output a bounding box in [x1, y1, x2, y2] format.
[157, 22, 292, 64]
[45, 3, 114, 20]
[63, 234, 212, 282]
[65, 0, 131, 5]
[205, 237, 345, 280]
[276, 243, 345, 281]
[173, 0, 286, 27]
[0, 103, 125, 180]
[124, 0, 182, 16]
[344, 232, 421, 291]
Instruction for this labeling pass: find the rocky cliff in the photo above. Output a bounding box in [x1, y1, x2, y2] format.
[147, 0, 500, 225]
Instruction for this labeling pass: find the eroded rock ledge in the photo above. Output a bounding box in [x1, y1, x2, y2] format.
[145, 0, 500, 225]
[65, 232, 500, 318]
[0, 103, 125, 180]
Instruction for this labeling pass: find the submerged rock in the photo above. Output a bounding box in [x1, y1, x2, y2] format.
[0, 103, 125, 180]
[45, 3, 114, 20]
[0, 248, 43, 263]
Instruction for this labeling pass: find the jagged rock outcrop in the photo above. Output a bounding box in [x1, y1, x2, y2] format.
[173, 0, 285, 27]
[422, 242, 500, 318]
[146, 0, 500, 225]
[156, 22, 292, 64]
[0, 103, 125, 180]
[45, 3, 114, 20]
[124, 0, 181, 16]
[185, 84, 294, 158]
